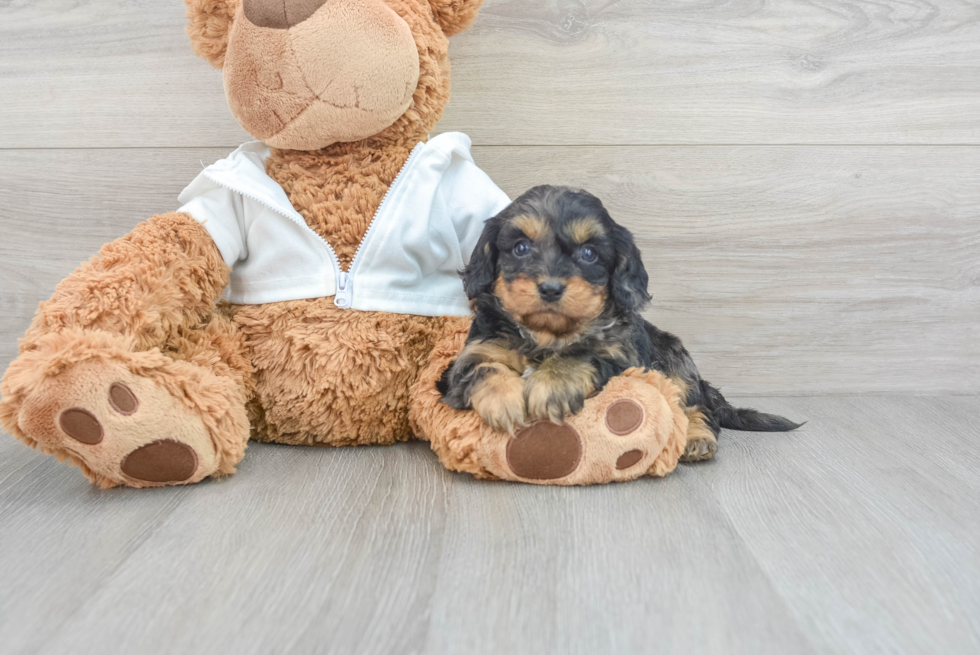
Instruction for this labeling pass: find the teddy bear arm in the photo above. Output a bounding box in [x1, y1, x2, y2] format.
[21, 212, 229, 353]
[0, 212, 251, 488]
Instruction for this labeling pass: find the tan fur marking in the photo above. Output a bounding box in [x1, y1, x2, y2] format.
[685, 407, 714, 440]
[512, 214, 549, 241]
[527, 329, 565, 348]
[525, 312, 578, 336]
[564, 218, 605, 244]
[682, 406, 717, 461]
[495, 275, 544, 320]
[525, 356, 596, 423]
[561, 276, 607, 320]
[494, 275, 605, 346]
[457, 339, 527, 374]
[597, 341, 627, 361]
[470, 364, 527, 434]
[669, 376, 690, 400]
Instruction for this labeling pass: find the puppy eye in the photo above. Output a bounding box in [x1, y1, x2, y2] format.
[579, 246, 598, 263]
[513, 240, 531, 257]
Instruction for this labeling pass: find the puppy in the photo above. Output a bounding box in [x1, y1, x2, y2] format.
[439, 185, 801, 461]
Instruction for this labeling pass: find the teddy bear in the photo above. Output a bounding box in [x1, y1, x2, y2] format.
[0, 0, 691, 489]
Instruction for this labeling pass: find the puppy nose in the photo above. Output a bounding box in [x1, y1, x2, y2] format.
[537, 281, 566, 302]
[244, 0, 327, 29]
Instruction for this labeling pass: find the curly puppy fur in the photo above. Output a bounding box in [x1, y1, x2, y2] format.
[440, 186, 802, 454]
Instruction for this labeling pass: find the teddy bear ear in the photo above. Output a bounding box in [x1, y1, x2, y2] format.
[427, 0, 485, 37]
[185, 0, 239, 69]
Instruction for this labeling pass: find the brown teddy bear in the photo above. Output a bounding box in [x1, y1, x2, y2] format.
[0, 0, 690, 488]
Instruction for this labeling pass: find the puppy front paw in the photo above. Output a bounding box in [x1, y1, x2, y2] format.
[470, 371, 527, 434]
[524, 373, 587, 424]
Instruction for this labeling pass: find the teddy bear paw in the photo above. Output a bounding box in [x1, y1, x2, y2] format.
[15, 360, 224, 488]
[478, 373, 688, 485]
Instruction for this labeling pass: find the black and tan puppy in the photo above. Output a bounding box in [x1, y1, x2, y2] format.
[439, 185, 801, 461]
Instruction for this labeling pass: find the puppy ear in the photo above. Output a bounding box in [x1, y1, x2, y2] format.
[185, 0, 239, 69]
[427, 0, 486, 37]
[462, 215, 503, 300]
[610, 223, 651, 312]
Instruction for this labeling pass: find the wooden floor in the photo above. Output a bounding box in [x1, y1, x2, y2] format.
[0, 396, 977, 654]
[2, 0, 980, 653]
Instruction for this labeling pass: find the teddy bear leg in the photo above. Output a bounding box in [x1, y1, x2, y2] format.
[1, 317, 252, 489]
[0, 213, 251, 487]
[486, 371, 690, 484]
[411, 331, 690, 485]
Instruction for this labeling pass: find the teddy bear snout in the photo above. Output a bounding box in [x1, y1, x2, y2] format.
[242, 0, 328, 30]
[223, 0, 422, 149]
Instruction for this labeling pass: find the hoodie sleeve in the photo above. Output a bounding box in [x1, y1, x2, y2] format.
[177, 175, 248, 269]
[437, 154, 512, 266]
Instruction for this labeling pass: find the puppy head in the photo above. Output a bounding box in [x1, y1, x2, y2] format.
[463, 185, 651, 340]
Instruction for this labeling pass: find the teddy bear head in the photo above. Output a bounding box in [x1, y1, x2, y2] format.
[185, 0, 484, 150]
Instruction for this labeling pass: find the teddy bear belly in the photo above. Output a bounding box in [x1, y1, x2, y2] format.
[229, 297, 469, 446]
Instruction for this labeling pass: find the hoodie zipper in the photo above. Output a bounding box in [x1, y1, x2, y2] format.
[335, 141, 424, 309]
[334, 271, 353, 308]
[202, 141, 424, 310]
[203, 171, 346, 297]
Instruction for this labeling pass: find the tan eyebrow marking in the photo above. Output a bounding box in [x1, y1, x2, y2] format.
[565, 218, 605, 244]
[512, 214, 549, 241]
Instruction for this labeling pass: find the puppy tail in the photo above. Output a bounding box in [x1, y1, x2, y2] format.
[718, 407, 805, 432]
[701, 381, 805, 432]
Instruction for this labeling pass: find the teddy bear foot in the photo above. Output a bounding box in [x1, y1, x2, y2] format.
[415, 364, 691, 486]
[481, 375, 687, 485]
[504, 412, 655, 483]
[503, 397, 656, 481]
[18, 360, 225, 487]
[2, 331, 251, 489]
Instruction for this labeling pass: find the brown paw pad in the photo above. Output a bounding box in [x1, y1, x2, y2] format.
[506, 422, 582, 480]
[120, 440, 198, 483]
[616, 449, 645, 470]
[108, 382, 138, 415]
[605, 399, 644, 435]
[59, 409, 104, 445]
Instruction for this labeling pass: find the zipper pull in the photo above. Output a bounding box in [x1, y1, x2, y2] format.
[334, 272, 352, 309]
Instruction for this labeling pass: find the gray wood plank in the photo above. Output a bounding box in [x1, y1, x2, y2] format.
[26, 443, 452, 655]
[2, 0, 980, 148]
[2, 146, 977, 394]
[1, 397, 978, 654]
[712, 395, 980, 654]
[0, 443, 196, 654]
[423, 466, 816, 655]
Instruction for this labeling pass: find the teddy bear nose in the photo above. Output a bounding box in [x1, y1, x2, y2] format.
[537, 281, 566, 302]
[243, 0, 327, 29]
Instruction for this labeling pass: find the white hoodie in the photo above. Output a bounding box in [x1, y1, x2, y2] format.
[177, 132, 511, 316]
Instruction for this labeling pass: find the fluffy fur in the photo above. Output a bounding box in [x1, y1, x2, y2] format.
[0, 0, 485, 486]
[185, 0, 239, 68]
[411, 328, 690, 485]
[0, 0, 731, 488]
[440, 186, 803, 458]
[427, 0, 485, 36]
[0, 214, 253, 487]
